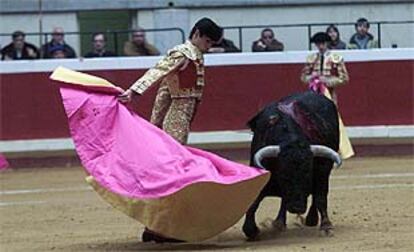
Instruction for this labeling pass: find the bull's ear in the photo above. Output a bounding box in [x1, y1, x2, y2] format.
[247, 115, 258, 131]
[247, 111, 262, 131]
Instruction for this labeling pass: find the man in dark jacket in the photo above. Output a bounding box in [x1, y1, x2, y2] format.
[208, 36, 240, 53]
[252, 28, 284, 52]
[123, 28, 160, 56]
[84, 33, 116, 58]
[1, 31, 39, 60]
[41, 27, 76, 58]
[348, 18, 378, 49]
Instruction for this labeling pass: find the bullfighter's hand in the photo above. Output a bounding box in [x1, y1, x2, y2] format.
[319, 76, 329, 84]
[257, 40, 266, 48]
[311, 72, 319, 78]
[118, 89, 139, 103]
[114, 86, 125, 94]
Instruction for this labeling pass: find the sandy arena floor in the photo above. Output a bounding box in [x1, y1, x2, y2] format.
[1, 156, 413, 252]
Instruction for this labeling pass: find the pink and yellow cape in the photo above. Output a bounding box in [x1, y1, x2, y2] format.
[0, 154, 9, 170]
[50, 67, 269, 242]
[309, 78, 354, 159]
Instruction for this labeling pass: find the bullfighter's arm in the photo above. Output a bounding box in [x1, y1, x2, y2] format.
[130, 51, 186, 94]
[300, 63, 314, 84]
[300, 54, 317, 84]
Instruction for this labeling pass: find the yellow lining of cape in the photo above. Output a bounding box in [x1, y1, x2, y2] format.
[86, 173, 269, 242]
[323, 90, 355, 159]
[50, 66, 116, 88]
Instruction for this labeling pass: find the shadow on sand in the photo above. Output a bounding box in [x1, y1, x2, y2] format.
[66, 222, 351, 251]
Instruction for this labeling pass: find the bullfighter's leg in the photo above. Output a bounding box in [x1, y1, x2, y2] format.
[243, 193, 266, 240]
[273, 198, 287, 231]
[162, 98, 197, 144]
[142, 95, 195, 243]
[150, 84, 172, 129]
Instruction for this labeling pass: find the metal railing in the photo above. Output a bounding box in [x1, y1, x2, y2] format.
[1, 20, 413, 58]
[223, 20, 414, 50]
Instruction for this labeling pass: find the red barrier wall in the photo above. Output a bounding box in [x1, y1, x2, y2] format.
[1, 59, 413, 140]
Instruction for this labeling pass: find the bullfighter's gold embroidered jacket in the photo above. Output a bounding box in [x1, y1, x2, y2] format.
[301, 51, 349, 103]
[130, 40, 204, 100]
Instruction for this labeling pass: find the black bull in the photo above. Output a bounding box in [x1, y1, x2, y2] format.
[243, 91, 342, 240]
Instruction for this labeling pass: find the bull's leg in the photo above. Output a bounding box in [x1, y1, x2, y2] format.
[272, 198, 287, 231]
[305, 198, 319, 226]
[312, 159, 334, 236]
[242, 193, 265, 240]
[314, 193, 333, 236]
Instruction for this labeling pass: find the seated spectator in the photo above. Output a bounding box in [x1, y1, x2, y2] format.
[208, 37, 240, 53]
[252, 28, 284, 52]
[1, 31, 39, 60]
[123, 28, 160, 56]
[348, 18, 378, 49]
[48, 45, 67, 59]
[41, 27, 76, 58]
[84, 33, 116, 58]
[326, 24, 346, 50]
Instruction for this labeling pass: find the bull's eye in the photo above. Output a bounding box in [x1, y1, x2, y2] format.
[269, 115, 279, 125]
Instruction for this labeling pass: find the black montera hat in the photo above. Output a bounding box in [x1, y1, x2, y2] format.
[310, 32, 331, 43]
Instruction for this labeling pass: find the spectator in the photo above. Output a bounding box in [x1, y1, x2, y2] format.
[48, 45, 66, 59]
[326, 24, 346, 50]
[123, 28, 160, 56]
[84, 33, 116, 58]
[207, 31, 239, 53]
[41, 27, 76, 58]
[252, 28, 284, 52]
[348, 18, 378, 49]
[1, 31, 39, 60]
[208, 36, 240, 53]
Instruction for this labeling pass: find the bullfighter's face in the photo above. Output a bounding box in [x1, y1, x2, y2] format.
[191, 29, 220, 52]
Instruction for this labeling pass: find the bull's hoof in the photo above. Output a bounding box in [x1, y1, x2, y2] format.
[305, 209, 319, 227]
[243, 224, 260, 241]
[272, 219, 287, 232]
[320, 227, 334, 237]
[320, 221, 334, 237]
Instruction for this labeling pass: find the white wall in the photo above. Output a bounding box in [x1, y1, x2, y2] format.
[136, 2, 413, 52]
[0, 13, 79, 55]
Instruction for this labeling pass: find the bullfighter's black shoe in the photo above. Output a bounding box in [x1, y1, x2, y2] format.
[141, 228, 185, 243]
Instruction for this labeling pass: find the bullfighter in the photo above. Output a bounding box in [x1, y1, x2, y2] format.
[301, 32, 354, 159]
[118, 17, 223, 242]
[119, 17, 223, 144]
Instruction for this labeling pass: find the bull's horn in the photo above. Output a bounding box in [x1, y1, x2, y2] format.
[254, 146, 281, 169]
[310, 145, 342, 168]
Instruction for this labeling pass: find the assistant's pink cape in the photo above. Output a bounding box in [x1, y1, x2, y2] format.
[54, 67, 269, 241]
[0, 154, 9, 170]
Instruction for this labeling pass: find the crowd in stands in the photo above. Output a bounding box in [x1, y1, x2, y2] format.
[0, 18, 379, 61]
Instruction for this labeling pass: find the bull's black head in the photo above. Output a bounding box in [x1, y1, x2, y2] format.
[248, 95, 342, 215]
[248, 103, 314, 214]
[276, 139, 313, 214]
